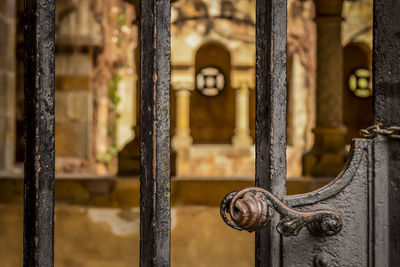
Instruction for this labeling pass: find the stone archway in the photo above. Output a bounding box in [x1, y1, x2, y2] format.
[190, 41, 235, 144]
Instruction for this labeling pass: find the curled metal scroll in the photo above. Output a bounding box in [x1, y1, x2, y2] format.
[220, 187, 342, 237]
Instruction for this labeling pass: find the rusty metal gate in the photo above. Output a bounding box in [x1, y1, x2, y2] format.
[23, 0, 399, 266]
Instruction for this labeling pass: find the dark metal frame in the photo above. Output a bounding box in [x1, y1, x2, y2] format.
[139, 0, 171, 266]
[372, 1, 400, 264]
[255, 0, 287, 266]
[22, 0, 399, 266]
[24, 0, 56, 266]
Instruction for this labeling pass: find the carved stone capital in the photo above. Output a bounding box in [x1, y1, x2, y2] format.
[172, 67, 195, 91]
[313, 0, 344, 17]
[231, 67, 254, 89]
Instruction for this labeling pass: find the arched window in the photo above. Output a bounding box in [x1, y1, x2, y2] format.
[191, 42, 234, 144]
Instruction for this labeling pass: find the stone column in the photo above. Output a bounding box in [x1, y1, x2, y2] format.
[172, 87, 193, 149]
[303, 0, 347, 177]
[232, 82, 252, 147]
[0, 0, 16, 171]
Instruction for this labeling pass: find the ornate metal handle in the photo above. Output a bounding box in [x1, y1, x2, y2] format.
[220, 187, 342, 237]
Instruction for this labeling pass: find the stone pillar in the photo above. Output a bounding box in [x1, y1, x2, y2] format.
[172, 87, 193, 149]
[171, 69, 194, 150]
[303, 0, 347, 177]
[0, 0, 16, 171]
[232, 82, 252, 147]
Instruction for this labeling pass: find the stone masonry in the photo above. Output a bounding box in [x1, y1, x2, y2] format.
[0, 0, 16, 172]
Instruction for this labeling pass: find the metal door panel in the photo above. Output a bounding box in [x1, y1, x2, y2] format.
[283, 139, 372, 266]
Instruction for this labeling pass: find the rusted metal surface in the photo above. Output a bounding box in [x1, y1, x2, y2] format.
[140, 0, 171, 266]
[255, 0, 287, 265]
[24, 0, 56, 266]
[221, 187, 342, 237]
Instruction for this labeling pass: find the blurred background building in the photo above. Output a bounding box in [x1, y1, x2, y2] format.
[0, 0, 373, 266]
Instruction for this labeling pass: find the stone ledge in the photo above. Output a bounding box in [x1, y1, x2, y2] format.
[0, 175, 332, 207]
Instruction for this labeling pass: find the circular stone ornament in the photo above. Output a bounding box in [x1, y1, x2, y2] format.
[196, 67, 225, 97]
[348, 68, 372, 98]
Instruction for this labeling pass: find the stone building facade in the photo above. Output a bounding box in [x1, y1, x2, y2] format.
[0, 0, 373, 178]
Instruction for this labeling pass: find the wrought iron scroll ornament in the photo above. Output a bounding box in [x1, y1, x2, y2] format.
[220, 187, 343, 237]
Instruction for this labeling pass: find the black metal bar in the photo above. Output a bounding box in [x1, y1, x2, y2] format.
[373, 1, 400, 266]
[255, 0, 287, 266]
[23, 0, 56, 266]
[373, 0, 400, 128]
[140, 0, 171, 266]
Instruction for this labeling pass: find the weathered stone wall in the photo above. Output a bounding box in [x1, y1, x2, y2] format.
[176, 145, 255, 177]
[54, 53, 94, 172]
[0, 0, 16, 171]
[53, 0, 101, 172]
[53, 0, 137, 174]
[343, 0, 373, 48]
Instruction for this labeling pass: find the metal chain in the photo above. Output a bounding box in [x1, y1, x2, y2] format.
[360, 125, 400, 139]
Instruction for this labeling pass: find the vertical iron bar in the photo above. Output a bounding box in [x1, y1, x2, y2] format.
[140, 0, 171, 266]
[373, 1, 400, 266]
[255, 0, 287, 266]
[23, 0, 55, 266]
[373, 1, 400, 127]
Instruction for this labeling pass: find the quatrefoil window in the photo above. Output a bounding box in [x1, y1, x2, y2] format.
[348, 68, 372, 98]
[196, 67, 225, 97]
